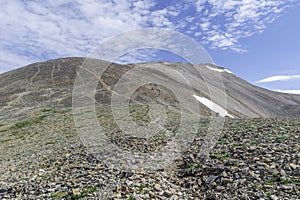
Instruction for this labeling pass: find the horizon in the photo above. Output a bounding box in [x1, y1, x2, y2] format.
[0, 1, 299, 94]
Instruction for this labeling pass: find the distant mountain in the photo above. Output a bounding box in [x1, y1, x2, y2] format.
[0, 57, 299, 121]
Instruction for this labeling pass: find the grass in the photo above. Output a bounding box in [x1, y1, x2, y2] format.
[267, 136, 288, 142]
[209, 151, 230, 161]
[19, 177, 30, 181]
[0, 138, 12, 143]
[12, 115, 47, 130]
[41, 108, 55, 113]
[217, 139, 227, 145]
[135, 184, 153, 194]
[45, 141, 56, 145]
[0, 128, 9, 133]
[128, 195, 134, 200]
[233, 143, 244, 147]
[280, 178, 300, 184]
[265, 174, 281, 185]
[186, 162, 203, 169]
[251, 183, 261, 191]
[12, 120, 32, 129]
[66, 186, 98, 200]
[250, 139, 258, 144]
[51, 191, 68, 199]
[275, 136, 288, 141]
[38, 175, 50, 179]
[96, 103, 181, 131]
[266, 192, 276, 199]
[186, 162, 195, 169]
[41, 108, 69, 114]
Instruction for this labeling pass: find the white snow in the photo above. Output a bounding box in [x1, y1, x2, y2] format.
[224, 69, 233, 74]
[193, 95, 234, 118]
[205, 65, 233, 74]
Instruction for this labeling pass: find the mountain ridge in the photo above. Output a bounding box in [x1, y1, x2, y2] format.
[0, 57, 299, 122]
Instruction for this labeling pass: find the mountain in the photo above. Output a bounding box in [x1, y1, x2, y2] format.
[1, 57, 300, 199]
[0, 58, 300, 121]
[0, 57, 299, 122]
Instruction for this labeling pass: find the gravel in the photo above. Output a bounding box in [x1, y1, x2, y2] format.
[0, 108, 299, 199]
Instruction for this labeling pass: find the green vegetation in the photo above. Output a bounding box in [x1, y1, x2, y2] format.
[186, 162, 203, 169]
[209, 151, 230, 161]
[275, 136, 287, 141]
[51, 191, 68, 199]
[265, 174, 281, 185]
[251, 183, 261, 190]
[250, 139, 258, 144]
[13, 120, 32, 129]
[128, 195, 134, 200]
[0, 138, 12, 143]
[19, 177, 29, 181]
[281, 178, 300, 184]
[186, 162, 195, 169]
[41, 108, 69, 114]
[52, 187, 98, 199]
[67, 187, 98, 200]
[217, 139, 227, 145]
[266, 193, 276, 199]
[12, 115, 46, 130]
[233, 143, 244, 147]
[264, 172, 300, 186]
[41, 108, 55, 113]
[45, 141, 56, 145]
[135, 184, 154, 194]
[96, 103, 181, 131]
[0, 128, 9, 133]
[129, 104, 150, 125]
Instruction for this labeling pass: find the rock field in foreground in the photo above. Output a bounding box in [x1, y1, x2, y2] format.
[0, 107, 299, 199]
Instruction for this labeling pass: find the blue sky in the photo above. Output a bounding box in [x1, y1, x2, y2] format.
[0, 0, 299, 93]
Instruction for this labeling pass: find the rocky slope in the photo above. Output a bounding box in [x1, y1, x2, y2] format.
[0, 57, 300, 123]
[0, 108, 299, 199]
[0, 58, 300, 199]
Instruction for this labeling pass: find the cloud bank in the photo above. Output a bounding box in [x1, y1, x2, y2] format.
[0, 0, 296, 71]
[255, 74, 300, 95]
[275, 89, 300, 94]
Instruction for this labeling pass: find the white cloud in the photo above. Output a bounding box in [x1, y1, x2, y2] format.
[0, 51, 38, 71]
[0, 0, 159, 72]
[191, 0, 296, 51]
[0, 0, 297, 72]
[114, 49, 159, 64]
[256, 75, 300, 83]
[275, 89, 300, 94]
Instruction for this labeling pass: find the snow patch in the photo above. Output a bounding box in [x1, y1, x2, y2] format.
[206, 65, 233, 74]
[193, 95, 234, 118]
[224, 69, 233, 74]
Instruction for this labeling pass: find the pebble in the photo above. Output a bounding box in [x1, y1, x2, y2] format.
[1, 115, 299, 199]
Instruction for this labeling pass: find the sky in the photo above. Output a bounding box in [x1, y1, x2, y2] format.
[0, 0, 299, 94]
